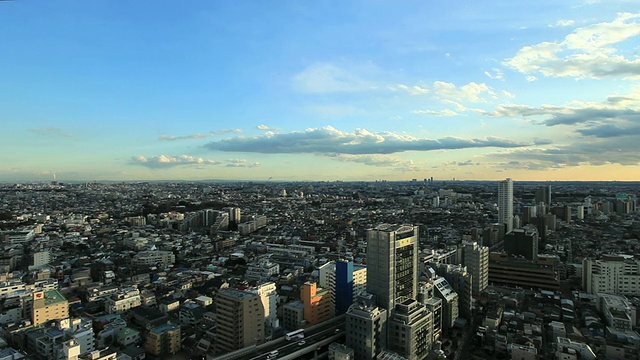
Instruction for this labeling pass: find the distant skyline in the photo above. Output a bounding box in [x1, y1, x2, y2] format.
[2, 1, 640, 182]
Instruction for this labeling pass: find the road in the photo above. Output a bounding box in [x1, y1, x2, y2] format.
[212, 315, 345, 360]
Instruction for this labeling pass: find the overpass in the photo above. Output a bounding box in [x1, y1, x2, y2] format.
[211, 315, 345, 360]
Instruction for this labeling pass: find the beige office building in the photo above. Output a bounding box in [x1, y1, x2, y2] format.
[32, 289, 69, 326]
[214, 289, 265, 354]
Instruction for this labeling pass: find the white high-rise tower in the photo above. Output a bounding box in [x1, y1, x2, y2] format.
[498, 178, 514, 233]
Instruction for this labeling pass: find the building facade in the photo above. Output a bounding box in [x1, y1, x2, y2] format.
[32, 290, 69, 326]
[462, 241, 489, 296]
[346, 294, 388, 360]
[145, 323, 181, 357]
[214, 289, 265, 354]
[583, 255, 640, 296]
[301, 282, 333, 326]
[498, 178, 514, 233]
[387, 299, 433, 360]
[366, 224, 418, 312]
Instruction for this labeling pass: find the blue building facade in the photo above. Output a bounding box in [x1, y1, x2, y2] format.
[335, 260, 354, 315]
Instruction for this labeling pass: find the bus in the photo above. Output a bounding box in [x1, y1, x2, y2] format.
[285, 329, 305, 341]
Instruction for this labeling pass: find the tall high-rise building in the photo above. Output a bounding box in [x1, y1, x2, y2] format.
[498, 178, 514, 233]
[366, 224, 419, 312]
[463, 241, 489, 296]
[214, 289, 265, 353]
[535, 185, 552, 208]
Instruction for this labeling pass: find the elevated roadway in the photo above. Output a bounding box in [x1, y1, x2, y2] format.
[211, 315, 345, 360]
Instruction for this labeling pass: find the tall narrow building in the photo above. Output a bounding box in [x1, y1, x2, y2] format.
[535, 185, 552, 208]
[462, 241, 489, 296]
[498, 178, 514, 233]
[214, 289, 265, 354]
[366, 224, 419, 312]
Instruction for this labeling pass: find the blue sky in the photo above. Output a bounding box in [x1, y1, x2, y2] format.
[2, 0, 640, 182]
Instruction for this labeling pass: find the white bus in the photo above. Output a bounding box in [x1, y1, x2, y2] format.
[285, 329, 305, 341]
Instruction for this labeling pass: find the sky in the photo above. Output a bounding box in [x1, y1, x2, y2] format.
[1, 1, 640, 182]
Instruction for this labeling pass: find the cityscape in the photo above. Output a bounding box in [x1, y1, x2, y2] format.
[0, 179, 638, 360]
[2, 1, 640, 360]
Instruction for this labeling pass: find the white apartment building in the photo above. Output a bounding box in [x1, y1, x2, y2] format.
[245, 261, 279, 282]
[131, 250, 175, 267]
[247, 282, 280, 334]
[583, 255, 640, 296]
[29, 251, 52, 270]
[104, 288, 141, 314]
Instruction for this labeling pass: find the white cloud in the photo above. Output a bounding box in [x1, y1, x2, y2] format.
[505, 12, 640, 79]
[160, 129, 243, 141]
[484, 68, 504, 80]
[396, 84, 430, 95]
[325, 154, 421, 171]
[226, 159, 259, 168]
[549, 19, 575, 27]
[432, 81, 498, 103]
[256, 124, 280, 131]
[204, 125, 535, 155]
[413, 109, 459, 116]
[501, 90, 515, 98]
[130, 155, 221, 169]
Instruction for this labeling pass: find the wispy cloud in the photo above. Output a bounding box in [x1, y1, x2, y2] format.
[29, 127, 73, 138]
[324, 153, 421, 171]
[226, 158, 259, 168]
[432, 81, 498, 103]
[292, 62, 378, 93]
[392, 80, 504, 104]
[160, 129, 243, 141]
[256, 124, 280, 131]
[394, 84, 430, 95]
[130, 155, 221, 169]
[484, 68, 504, 80]
[204, 126, 536, 155]
[412, 109, 459, 116]
[548, 19, 575, 28]
[505, 12, 640, 79]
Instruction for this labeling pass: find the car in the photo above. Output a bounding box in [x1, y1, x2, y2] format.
[297, 340, 306, 346]
[335, 328, 340, 333]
